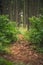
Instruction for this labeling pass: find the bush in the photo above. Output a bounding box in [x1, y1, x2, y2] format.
[28, 16, 43, 46]
[0, 15, 17, 45]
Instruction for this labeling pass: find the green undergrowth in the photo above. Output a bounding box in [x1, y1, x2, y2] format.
[28, 16, 43, 46]
[24, 16, 43, 53]
[30, 44, 43, 53]
[0, 57, 30, 65]
[0, 44, 10, 54]
[0, 15, 18, 45]
[0, 57, 13, 65]
[36, 47, 43, 53]
[18, 26, 27, 35]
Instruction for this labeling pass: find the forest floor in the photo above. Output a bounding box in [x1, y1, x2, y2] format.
[0, 34, 43, 65]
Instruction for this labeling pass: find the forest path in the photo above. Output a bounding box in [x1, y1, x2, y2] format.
[0, 34, 43, 65]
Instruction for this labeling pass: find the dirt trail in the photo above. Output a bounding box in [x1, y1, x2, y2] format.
[0, 34, 43, 65]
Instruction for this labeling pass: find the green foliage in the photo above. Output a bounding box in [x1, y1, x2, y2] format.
[0, 57, 30, 65]
[28, 28, 41, 44]
[0, 15, 17, 45]
[0, 57, 13, 65]
[36, 47, 43, 53]
[24, 31, 29, 40]
[28, 16, 43, 46]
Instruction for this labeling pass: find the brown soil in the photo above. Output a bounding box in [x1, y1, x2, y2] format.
[0, 34, 43, 65]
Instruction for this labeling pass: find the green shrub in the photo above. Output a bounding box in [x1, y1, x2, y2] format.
[0, 15, 17, 45]
[28, 16, 43, 46]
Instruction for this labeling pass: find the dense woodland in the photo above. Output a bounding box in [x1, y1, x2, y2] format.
[0, 0, 43, 27]
[0, 0, 43, 65]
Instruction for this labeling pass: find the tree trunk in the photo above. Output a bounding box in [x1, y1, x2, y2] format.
[23, 0, 28, 27]
[0, 0, 3, 14]
[12, 0, 16, 21]
[16, 0, 21, 26]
